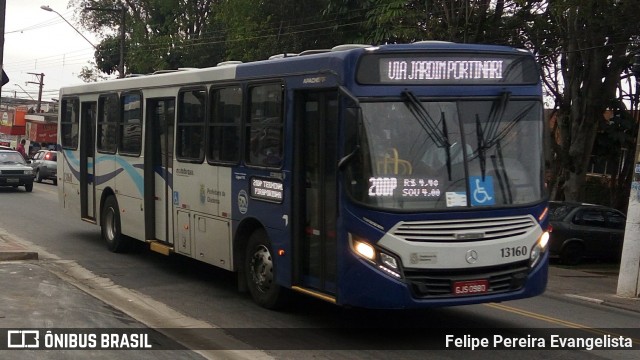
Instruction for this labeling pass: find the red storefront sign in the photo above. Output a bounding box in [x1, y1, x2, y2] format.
[28, 123, 57, 143]
[0, 125, 25, 135]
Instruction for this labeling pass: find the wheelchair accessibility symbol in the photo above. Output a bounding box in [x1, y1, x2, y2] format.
[469, 176, 495, 206]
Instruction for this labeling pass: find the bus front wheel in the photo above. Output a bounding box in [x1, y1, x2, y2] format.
[101, 196, 129, 253]
[244, 229, 288, 309]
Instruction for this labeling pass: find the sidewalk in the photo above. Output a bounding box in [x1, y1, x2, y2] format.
[0, 233, 265, 359]
[547, 262, 640, 313]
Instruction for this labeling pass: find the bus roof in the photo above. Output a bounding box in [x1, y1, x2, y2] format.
[59, 42, 533, 95]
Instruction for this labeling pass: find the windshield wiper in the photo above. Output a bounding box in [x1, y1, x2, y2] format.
[484, 91, 510, 144]
[491, 142, 513, 204]
[475, 114, 487, 179]
[403, 91, 454, 179]
[441, 112, 452, 180]
[402, 91, 449, 149]
[475, 92, 537, 204]
[484, 103, 535, 149]
[473, 91, 511, 178]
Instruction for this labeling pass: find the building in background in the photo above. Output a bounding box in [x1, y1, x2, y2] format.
[0, 97, 58, 154]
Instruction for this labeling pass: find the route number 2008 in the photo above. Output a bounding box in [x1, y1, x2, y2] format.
[500, 246, 528, 258]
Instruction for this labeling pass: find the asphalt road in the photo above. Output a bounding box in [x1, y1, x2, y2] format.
[1, 182, 639, 359]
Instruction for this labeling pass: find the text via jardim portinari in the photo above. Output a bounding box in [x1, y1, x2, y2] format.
[445, 334, 633, 350]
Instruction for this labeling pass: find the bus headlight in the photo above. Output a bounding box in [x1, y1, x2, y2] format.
[354, 240, 375, 260]
[529, 231, 550, 268]
[380, 253, 398, 271]
[350, 234, 402, 279]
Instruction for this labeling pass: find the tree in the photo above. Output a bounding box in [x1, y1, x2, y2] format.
[217, 0, 339, 62]
[323, 0, 529, 45]
[527, 0, 640, 202]
[68, 0, 640, 208]
[78, 61, 110, 82]
[72, 0, 224, 74]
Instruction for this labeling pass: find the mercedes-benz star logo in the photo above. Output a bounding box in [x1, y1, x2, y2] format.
[465, 249, 479, 264]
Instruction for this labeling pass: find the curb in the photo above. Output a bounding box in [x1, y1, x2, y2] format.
[0, 251, 39, 261]
[0, 231, 40, 261]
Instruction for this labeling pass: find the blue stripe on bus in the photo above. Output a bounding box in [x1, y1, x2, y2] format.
[63, 150, 145, 196]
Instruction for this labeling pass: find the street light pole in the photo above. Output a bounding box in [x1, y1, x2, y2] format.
[40, 5, 97, 50]
[1, 0, 6, 108]
[617, 53, 640, 298]
[14, 83, 34, 100]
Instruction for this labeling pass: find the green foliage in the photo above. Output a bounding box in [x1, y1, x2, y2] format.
[77, 61, 109, 83]
[73, 0, 223, 74]
[217, 0, 341, 61]
[527, 0, 640, 202]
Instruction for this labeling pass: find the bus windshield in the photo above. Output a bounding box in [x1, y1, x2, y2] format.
[346, 97, 544, 210]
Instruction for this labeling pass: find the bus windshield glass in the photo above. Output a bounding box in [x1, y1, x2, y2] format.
[345, 98, 544, 210]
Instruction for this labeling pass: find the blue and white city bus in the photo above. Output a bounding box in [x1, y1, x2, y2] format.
[57, 42, 549, 309]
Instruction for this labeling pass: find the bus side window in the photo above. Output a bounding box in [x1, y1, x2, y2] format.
[209, 86, 242, 163]
[97, 94, 119, 154]
[60, 98, 80, 150]
[246, 84, 283, 168]
[177, 89, 206, 162]
[120, 92, 142, 156]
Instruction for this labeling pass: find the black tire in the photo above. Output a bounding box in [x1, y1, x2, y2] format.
[561, 242, 583, 266]
[101, 196, 129, 253]
[244, 229, 288, 309]
[24, 183, 33, 192]
[52, 177, 58, 186]
[35, 170, 42, 183]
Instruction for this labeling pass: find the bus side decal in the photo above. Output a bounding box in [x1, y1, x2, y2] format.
[63, 150, 143, 196]
[62, 149, 81, 181]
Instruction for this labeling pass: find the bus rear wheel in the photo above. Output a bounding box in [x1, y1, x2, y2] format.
[245, 229, 288, 309]
[101, 196, 129, 253]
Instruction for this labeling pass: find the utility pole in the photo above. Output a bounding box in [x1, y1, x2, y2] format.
[0, 0, 6, 107]
[119, 7, 125, 79]
[617, 53, 640, 298]
[27, 73, 44, 113]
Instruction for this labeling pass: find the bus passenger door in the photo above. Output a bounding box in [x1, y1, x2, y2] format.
[293, 90, 339, 295]
[80, 101, 96, 221]
[144, 98, 175, 243]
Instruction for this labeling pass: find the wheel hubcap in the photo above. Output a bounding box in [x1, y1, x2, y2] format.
[250, 245, 273, 293]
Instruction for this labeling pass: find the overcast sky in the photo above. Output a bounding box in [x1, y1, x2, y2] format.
[2, 1, 99, 102]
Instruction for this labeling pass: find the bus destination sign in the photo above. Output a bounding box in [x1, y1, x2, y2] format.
[382, 59, 504, 82]
[357, 53, 538, 85]
[250, 177, 284, 203]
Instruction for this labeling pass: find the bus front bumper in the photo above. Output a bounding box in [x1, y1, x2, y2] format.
[337, 252, 548, 309]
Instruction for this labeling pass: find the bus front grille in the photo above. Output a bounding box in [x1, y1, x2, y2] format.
[391, 215, 537, 242]
[404, 260, 530, 298]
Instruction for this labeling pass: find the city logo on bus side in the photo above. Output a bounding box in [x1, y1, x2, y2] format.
[238, 190, 248, 214]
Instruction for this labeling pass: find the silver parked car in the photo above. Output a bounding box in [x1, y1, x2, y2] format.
[30, 149, 58, 185]
[0, 149, 34, 192]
